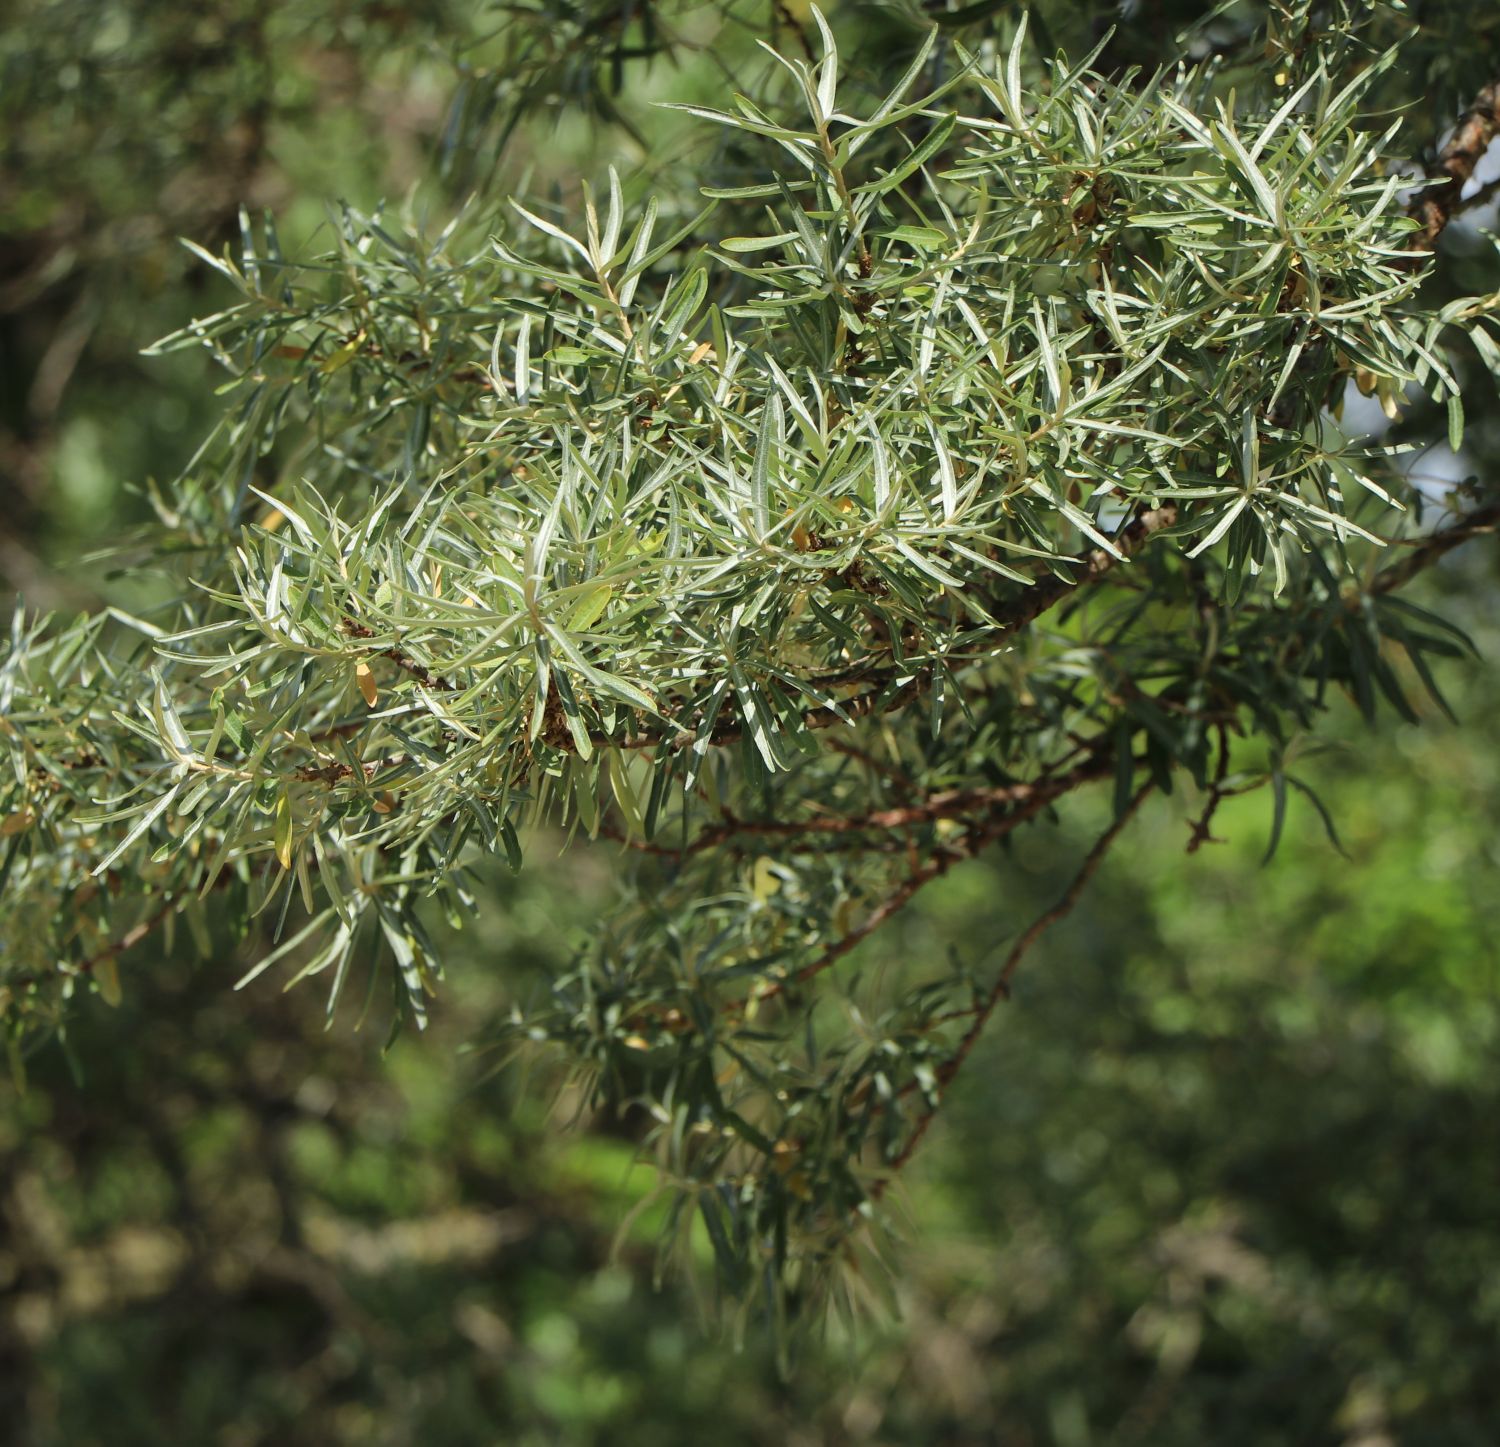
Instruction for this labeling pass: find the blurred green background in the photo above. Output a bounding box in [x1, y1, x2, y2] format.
[4, 3, 1500, 1443]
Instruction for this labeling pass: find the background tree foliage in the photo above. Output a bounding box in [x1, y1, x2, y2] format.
[3, 0, 1500, 1427]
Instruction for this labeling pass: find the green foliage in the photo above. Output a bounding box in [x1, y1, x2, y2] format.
[6, 654, 1500, 1444]
[4, 0, 1500, 1331]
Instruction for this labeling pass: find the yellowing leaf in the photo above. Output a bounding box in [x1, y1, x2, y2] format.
[319, 328, 367, 374]
[751, 857, 781, 900]
[274, 790, 293, 870]
[95, 954, 122, 1008]
[567, 582, 613, 631]
[356, 661, 378, 708]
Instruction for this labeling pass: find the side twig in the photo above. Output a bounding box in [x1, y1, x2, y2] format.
[734, 750, 1122, 1012]
[874, 782, 1154, 1188]
[1371, 502, 1500, 596]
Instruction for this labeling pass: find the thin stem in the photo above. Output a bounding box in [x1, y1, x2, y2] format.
[735, 749, 1121, 1014]
[874, 782, 1154, 1188]
[1371, 502, 1500, 596]
[770, 0, 816, 64]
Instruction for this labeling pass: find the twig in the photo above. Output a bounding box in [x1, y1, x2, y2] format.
[341, 616, 454, 692]
[74, 892, 183, 977]
[614, 503, 1180, 756]
[770, 0, 816, 64]
[736, 750, 1121, 1013]
[607, 750, 1120, 860]
[1370, 502, 1500, 596]
[1185, 722, 1231, 854]
[874, 782, 1154, 1187]
[1409, 79, 1500, 247]
[74, 834, 310, 982]
[309, 506, 1176, 765]
[825, 737, 917, 798]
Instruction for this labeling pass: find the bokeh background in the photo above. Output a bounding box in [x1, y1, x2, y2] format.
[3, 2, 1500, 1443]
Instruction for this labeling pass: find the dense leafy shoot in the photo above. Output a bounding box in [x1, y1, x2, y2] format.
[3, 0, 1499, 1325]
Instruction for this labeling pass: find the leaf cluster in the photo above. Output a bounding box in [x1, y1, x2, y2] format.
[4, 0, 1498, 1326]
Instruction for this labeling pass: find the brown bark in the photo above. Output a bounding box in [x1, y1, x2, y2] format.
[1411, 81, 1500, 247]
